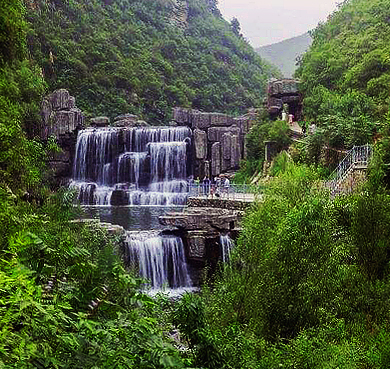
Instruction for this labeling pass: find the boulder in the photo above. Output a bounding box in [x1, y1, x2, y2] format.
[191, 111, 211, 130]
[91, 116, 110, 127]
[114, 114, 138, 122]
[268, 79, 299, 96]
[211, 142, 221, 176]
[209, 113, 229, 127]
[208, 125, 240, 142]
[194, 129, 207, 160]
[221, 133, 232, 171]
[222, 133, 232, 160]
[173, 107, 191, 124]
[49, 89, 74, 110]
[44, 108, 83, 139]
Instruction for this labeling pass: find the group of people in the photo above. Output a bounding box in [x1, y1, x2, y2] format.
[192, 175, 231, 198]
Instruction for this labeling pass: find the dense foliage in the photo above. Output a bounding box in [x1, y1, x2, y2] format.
[296, 0, 390, 149]
[171, 155, 390, 368]
[234, 116, 291, 182]
[27, 0, 279, 122]
[0, 1, 189, 366]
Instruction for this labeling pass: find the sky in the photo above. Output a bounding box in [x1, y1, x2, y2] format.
[218, 0, 339, 47]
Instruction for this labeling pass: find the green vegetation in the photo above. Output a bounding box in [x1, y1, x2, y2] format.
[27, 0, 279, 122]
[0, 1, 188, 366]
[296, 0, 390, 150]
[173, 155, 390, 368]
[234, 116, 291, 182]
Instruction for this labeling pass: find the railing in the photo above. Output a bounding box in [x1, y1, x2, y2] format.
[188, 183, 259, 201]
[328, 144, 372, 195]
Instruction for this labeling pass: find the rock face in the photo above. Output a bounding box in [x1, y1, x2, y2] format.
[172, 107, 256, 179]
[40, 89, 85, 186]
[211, 142, 221, 176]
[267, 79, 302, 120]
[41, 89, 84, 140]
[194, 129, 207, 160]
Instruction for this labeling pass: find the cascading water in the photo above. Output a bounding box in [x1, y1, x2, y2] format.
[71, 125, 194, 292]
[125, 231, 192, 289]
[71, 126, 192, 206]
[220, 234, 234, 263]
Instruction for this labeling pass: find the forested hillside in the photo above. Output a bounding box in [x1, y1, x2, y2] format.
[256, 32, 312, 78]
[27, 0, 279, 122]
[296, 0, 390, 149]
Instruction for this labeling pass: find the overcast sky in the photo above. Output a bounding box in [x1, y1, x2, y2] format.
[218, 0, 339, 47]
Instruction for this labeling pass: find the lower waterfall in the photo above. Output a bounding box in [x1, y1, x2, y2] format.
[220, 234, 234, 263]
[125, 231, 192, 290]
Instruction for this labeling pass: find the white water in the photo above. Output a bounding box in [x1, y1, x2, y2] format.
[71, 126, 191, 206]
[220, 234, 234, 263]
[125, 231, 192, 289]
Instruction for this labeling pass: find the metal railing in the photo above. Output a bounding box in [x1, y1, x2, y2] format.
[188, 183, 259, 201]
[328, 144, 372, 195]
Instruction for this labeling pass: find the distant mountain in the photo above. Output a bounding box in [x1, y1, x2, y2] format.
[256, 33, 312, 78]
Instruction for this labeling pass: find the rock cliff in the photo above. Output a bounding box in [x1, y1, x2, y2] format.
[173, 107, 256, 179]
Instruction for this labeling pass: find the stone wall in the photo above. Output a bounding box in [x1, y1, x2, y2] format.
[173, 107, 256, 179]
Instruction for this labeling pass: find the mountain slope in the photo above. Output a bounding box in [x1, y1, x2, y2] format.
[256, 32, 312, 78]
[295, 0, 390, 148]
[27, 0, 280, 123]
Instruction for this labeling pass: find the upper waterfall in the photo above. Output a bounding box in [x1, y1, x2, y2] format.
[71, 126, 192, 206]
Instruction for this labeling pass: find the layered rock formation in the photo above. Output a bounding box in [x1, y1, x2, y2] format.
[173, 107, 256, 179]
[41, 89, 84, 140]
[41, 89, 85, 184]
[267, 79, 302, 120]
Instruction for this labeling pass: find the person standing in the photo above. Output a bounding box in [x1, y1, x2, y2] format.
[224, 177, 230, 198]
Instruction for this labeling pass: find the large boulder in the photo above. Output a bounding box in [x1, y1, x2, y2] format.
[268, 79, 299, 96]
[191, 111, 211, 129]
[209, 112, 229, 127]
[208, 125, 240, 142]
[90, 116, 110, 127]
[173, 107, 191, 124]
[49, 89, 75, 110]
[194, 129, 207, 160]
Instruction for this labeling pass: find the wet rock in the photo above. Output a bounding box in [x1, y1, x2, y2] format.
[187, 231, 206, 259]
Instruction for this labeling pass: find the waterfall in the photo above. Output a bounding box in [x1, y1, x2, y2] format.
[71, 126, 192, 205]
[125, 232, 192, 289]
[220, 234, 234, 263]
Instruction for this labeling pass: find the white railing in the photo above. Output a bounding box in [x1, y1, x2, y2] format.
[328, 144, 372, 195]
[188, 183, 259, 201]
